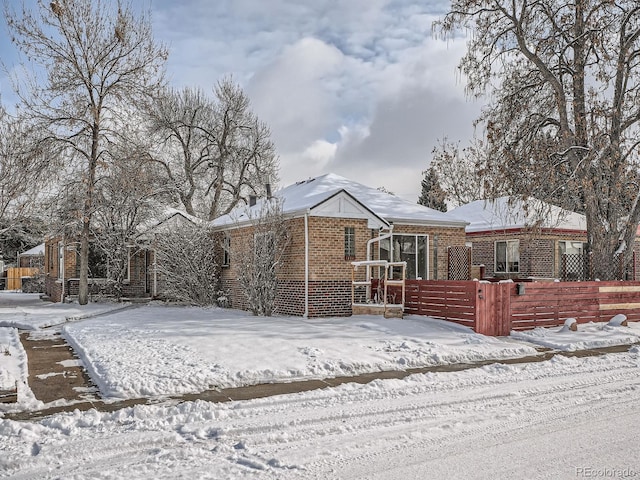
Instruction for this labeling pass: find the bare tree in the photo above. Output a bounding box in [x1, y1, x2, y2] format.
[91, 145, 164, 298]
[146, 78, 279, 220]
[5, 0, 167, 303]
[438, 1, 640, 279]
[231, 200, 290, 316]
[430, 137, 493, 207]
[0, 107, 53, 226]
[154, 222, 221, 306]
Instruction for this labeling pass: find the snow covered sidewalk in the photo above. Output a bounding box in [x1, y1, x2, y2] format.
[0, 291, 129, 330]
[2, 292, 640, 414]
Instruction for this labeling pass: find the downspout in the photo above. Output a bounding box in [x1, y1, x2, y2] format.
[304, 212, 309, 318]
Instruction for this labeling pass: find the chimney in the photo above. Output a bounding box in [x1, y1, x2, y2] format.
[265, 183, 272, 199]
[249, 195, 257, 207]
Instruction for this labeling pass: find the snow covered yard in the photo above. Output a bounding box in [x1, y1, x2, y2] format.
[2, 292, 640, 478]
[60, 304, 539, 399]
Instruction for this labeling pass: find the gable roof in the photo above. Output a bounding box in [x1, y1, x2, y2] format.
[19, 243, 45, 256]
[212, 173, 467, 228]
[448, 197, 587, 233]
[135, 208, 199, 240]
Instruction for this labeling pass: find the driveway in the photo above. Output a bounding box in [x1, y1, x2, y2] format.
[0, 291, 46, 307]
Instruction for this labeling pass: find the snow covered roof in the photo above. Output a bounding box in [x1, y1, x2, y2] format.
[135, 208, 199, 239]
[18, 243, 45, 256]
[212, 173, 468, 228]
[448, 197, 587, 233]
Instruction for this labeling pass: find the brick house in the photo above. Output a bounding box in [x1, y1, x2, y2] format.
[212, 173, 468, 317]
[43, 210, 195, 302]
[448, 197, 599, 280]
[17, 243, 45, 268]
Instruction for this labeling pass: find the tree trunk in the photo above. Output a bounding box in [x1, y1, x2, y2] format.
[585, 197, 620, 280]
[78, 222, 90, 305]
[79, 126, 100, 305]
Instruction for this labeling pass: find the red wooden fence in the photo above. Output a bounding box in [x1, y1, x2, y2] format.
[394, 280, 640, 336]
[403, 280, 476, 329]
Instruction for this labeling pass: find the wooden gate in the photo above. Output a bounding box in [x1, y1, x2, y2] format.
[4, 267, 39, 290]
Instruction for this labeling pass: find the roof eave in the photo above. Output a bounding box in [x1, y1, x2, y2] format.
[386, 217, 469, 228]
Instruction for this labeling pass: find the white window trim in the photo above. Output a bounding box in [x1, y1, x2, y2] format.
[58, 241, 64, 278]
[495, 239, 520, 273]
[378, 233, 429, 280]
[222, 234, 231, 267]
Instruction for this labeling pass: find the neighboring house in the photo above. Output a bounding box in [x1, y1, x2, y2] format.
[1, 243, 46, 292]
[43, 210, 196, 302]
[17, 243, 45, 268]
[449, 197, 595, 280]
[212, 173, 469, 317]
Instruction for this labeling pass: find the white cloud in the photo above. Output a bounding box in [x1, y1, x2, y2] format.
[0, 0, 483, 201]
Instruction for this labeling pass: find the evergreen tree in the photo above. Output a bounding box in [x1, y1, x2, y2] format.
[417, 167, 447, 212]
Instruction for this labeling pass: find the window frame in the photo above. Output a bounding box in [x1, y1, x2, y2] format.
[57, 241, 64, 278]
[378, 233, 429, 280]
[495, 239, 520, 273]
[222, 234, 231, 267]
[344, 226, 356, 260]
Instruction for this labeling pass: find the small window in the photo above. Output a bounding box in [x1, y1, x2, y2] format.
[57, 242, 64, 277]
[344, 227, 356, 260]
[495, 240, 519, 273]
[222, 234, 231, 267]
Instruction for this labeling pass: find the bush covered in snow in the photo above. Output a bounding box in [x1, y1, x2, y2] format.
[231, 200, 290, 316]
[155, 223, 221, 306]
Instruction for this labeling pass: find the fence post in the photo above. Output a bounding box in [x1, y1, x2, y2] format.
[475, 282, 496, 335]
[498, 282, 512, 336]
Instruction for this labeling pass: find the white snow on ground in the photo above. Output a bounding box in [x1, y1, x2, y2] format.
[1, 352, 639, 479]
[511, 321, 640, 351]
[0, 291, 129, 330]
[2, 293, 640, 478]
[0, 328, 21, 391]
[60, 304, 539, 399]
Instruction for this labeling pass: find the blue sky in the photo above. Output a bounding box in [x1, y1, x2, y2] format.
[0, 0, 481, 202]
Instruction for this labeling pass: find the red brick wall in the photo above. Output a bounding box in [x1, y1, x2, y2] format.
[219, 216, 467, 316]
[467, 231, 588, 279]
[44, 237, 78, 301]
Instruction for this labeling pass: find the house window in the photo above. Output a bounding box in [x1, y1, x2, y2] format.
[379, 234, 429, 279]
[74, 243, 108, 278]
[495, 240, 519, 273]
[222, 234, 231, 266]
[58, 242, 63, 278]
[47, 243, 55, 273]
[559, 240, 587, 278]
[344, 227, 356, 260]
[559, 241, 586, 256]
